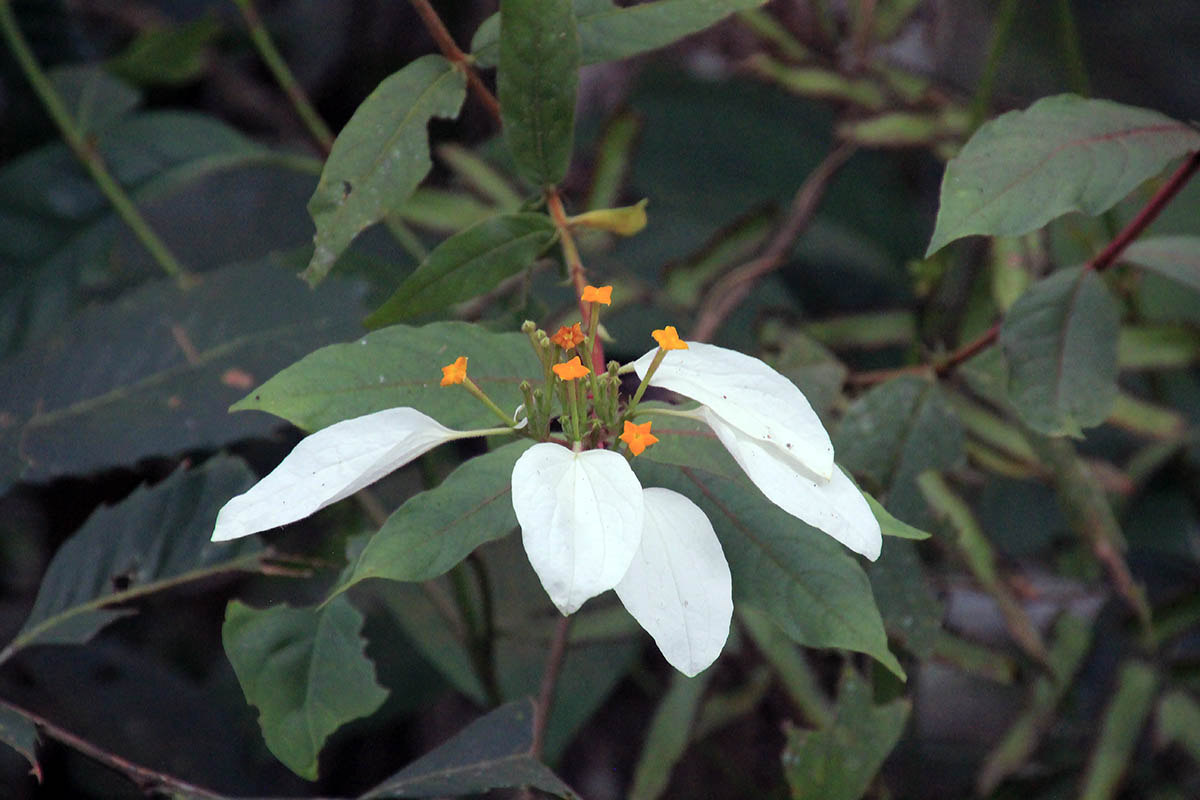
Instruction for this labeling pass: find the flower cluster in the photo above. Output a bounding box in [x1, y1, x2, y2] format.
[211, 286, 880, 676]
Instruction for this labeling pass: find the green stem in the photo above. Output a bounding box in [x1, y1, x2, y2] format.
[968, 0, 1019, 131]
[626, 348, 667, 417]
[1054, 0, 1091, 96]
[0, 0, 191, 285]
[232, 0, 335, 153]
[462, 377, 521, 428]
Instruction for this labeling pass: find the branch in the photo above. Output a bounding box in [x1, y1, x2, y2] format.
[690, 142, 857, 342]
[409, 0, 501, 123]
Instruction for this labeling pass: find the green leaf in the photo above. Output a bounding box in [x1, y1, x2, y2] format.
[106, 15, 222, 86]
[0, 260, 365, 489]
[628, 672, 711, 800]
[365, 213, 556, 327]
[474, 0, 768, 67]
[634, 421, 903, 678]
[0, 705, 39, 778]
[498, 0, 580, 186]
[1157, 690, 1200, 764]
[1000, 266, 1120, 436]
[222, 596, 389, 781]
[333, 440, 532, 596]
[303, 55, 467, 286]
[50, 63, 140, 133]
[927, 95, 1200, 255]
[1079, 661, 1158, 800]
[782, 668, 911, 800]
[361, 698, 577, 798]
[1121, 235, 1200, 294]
[1, 458, 263, 662]
[834, 376, 964, 527]
[231, 321, 540, 432]
[866, 492, 930, 540]
[866, 539, 942, 659]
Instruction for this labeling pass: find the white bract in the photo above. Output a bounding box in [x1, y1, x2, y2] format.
[634, 340, 882, 561]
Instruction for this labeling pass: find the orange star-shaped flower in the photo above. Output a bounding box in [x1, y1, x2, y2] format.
[581, 285, 612, 305]
[652, 326, 688, 351]
[620, 420, 659, 456]
[440, 356, 468, 386]
[552, 356, 590, 381]
[550, 322, 586, 349]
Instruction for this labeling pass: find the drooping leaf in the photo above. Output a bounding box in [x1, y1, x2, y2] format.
[473, 0, 768, 67]
[0, 705, 39, 778]
[1121, 235, 1200, 294]
[361, 698, 577, 798]
[634, 421, 903, 678]
[498, 0, 580, 186]
[927, 95, 1200, 255]
[222, 596, 389, 781]
[303, 55, 466, 286]
[0, 458, 263, 662]
[782, 668, 910, 800]
[332, 440, 532, 596]
[1000, 266, 1120, 436]
[1078, 660, 1159, 800]
[231, 321, 540, 432]
[834, 376, 964, 527]
[366, 213, 557, 327]
[0, 260, 365, 490]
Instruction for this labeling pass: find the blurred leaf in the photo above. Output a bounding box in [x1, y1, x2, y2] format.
[0, 458, 262, 662]
[1118, 324, 1200, 369]
[361, 698, 577, 798]
[739, 606, 834, 727]
[1122, 235, 1200, 294]
[106, 15, 221, 86]
[498, 0, 580, 186]
[303, 55, 466, 286]
[231, 321, 539, 432]
[804, 311, 917, 350]
[223, 596, 389, 781]
[747, 56, 886, 110]
[397, 187, 496, 233]
[0, 261, 365, 489]
[979, 614, 1094, 795]
[764, 328, 848, 424]
[835, 376, 964, 526]
[836, 112, 943, 148]
[49, 63, 140, 133]
[867, 539, 941, 659]
[474, 0, 767, 67]
[365, 213, 556, 327]
[635, 420, 903, 678]
[781, 668, 910, 800]
[0, 705, 38, 778]
[1109, 392, 1186, 438]
[332, 440, 532, 596]
[437, 144, 524, 210]
[663, 209, 772, 308]
[586, 110, 641, 210]
[1157, 690, 1200, 762]
[1000, 266, 1119, 436]
[629, 672, 710, 800]
[927, 95, 1200, 255]
[1079, 661, 1159, 800]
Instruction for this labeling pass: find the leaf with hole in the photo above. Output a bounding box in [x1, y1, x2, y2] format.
[927, 95, 1200, 255]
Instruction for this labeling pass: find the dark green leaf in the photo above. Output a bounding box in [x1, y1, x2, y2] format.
[635, 420, 903, 678]
[1079, 661, 1158, 800]
[231, 321, 540, 432]
[629, 672, 711, 800]
[927, 95, 1200, 255]
[303, 55, 466, 286]
[50, 63, 140, 133]
[835, 376, 964, 527]
[361, 698, 577, 798]
[1157, 690, 1200, 763]
[223, 596, 389, 781]
[106, 15, 222, 86]
[867, 539, 941, 659]
[0, 705, 38, 778]
[782, 668, 910, 800]
[1121, 235, 1200, 294]
[474, 0, 768, 67]
[1, 458, 262, 662]
[332, 440, 532, 596]
[366, 213, 556, 327]
[1000, 266, 1120, 436]
[0, 260, 365, 489]
[498, 0, 580, 186]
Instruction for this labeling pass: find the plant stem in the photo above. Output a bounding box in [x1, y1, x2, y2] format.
[547, 189, 607, 368]
[967, 0, 1019, 131]
[531, 614, 572, 761]
[408, 0, 501, 122]
[1054, 0, 1091, 96]
[0, 0, 191, 285]
[232, 0, 335, 154]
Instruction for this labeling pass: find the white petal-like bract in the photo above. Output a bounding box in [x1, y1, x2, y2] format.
[511, 444, 644, 615]
[615, 488, 732, 676]
[211, 408, 460, 542]
[634, 342, 834, 479]
[701, 407, 882, 560]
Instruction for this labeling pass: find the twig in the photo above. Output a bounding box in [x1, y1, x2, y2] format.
[0, 0, 191, 285]
[690, 142, 857, 342]
[408, 0, 501, 123]
[0, 697, 225, 797]
[531, 614, 572, 761]
[232, 0, 335, 154]
[546, 189, 606, 367]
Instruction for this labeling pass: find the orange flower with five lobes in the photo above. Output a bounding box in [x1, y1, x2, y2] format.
[440, 356, 468, 386]
[550, 323, 586, 349]
[620, 420, 659, 456]
[552, 356, 590, 381]
[581, 285, 612, 305]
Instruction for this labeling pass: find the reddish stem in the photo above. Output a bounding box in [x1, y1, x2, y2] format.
[408, 0, 501, 122]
